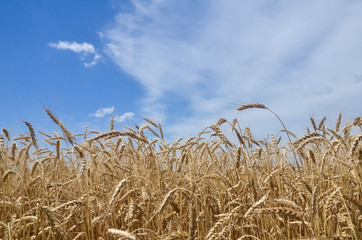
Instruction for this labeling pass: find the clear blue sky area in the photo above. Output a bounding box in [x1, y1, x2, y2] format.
[0, 0, 142, 134]
[1, 0, 362, 141]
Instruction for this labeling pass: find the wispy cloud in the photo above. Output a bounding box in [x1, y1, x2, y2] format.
[114, 112, 135, 122]
[91, 106, 114, 117]
[104, 0, 362, 138]
[49, 41, 95, 53]
[97, 32, 104, 39]
[49, 40, 102, 67]
[83, 54, 102, 67]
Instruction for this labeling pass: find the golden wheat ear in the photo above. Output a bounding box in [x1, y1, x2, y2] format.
[1, 127, 10, 141]
[23, 121, 38, 149]
[236, 103, 267, 111]
[45, 108, 75, 145]
[0, 135, 4, 159]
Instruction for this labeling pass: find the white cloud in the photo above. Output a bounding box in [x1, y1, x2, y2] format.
[97, 32, 104, 39]
[49, 41, 95, 53]
[114, 112, 135, 122]
[84, 53, 102, 67]
[91, 106, 114, 117]
[104, 0, 362, 139]
[49, 40, 102, 67]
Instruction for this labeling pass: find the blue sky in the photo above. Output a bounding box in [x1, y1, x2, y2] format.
[1, 0, 362, 141]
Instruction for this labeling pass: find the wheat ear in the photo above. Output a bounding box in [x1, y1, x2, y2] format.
[45, 108, 74, 145]
[108, 228, 136, 240]
[23, 121, 38, 149]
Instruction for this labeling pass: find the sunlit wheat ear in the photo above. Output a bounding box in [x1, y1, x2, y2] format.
[2, 170, 20, 184]
[353, 116, 362, 126]
[327, 128, 348, 149]
[148, 188, 179, 223]
[244, 191, 269, 218]
[55, 140, 60, 161]
[318, 116, 327, 130]
[45, 108, 74, 145]
[73, 145, 84, 159]
[23, 121, 38, 149]
[144, 117, 158, 128]
[308, 149, 316, 165]
[216, 118, 227, 126]
[158, 123, 164, 140]
[109, 178, 128, 207]
[310, 118, 317, 131]
[293, 132, 325, 148]
[87, 131, 147, 143]
[335, 113, 342, 132]
[236, 103, 267, 111]
[42, 206, 62, 235]
[73, 232, 85, 240]
[234, 128, 245, 147]
[274, 198, 303, 212]
[189, 201, 197, 240]
[108, 228, 136, 240]
[31, 161, 41, 176]
[348, 133, 362, 162]
[74, 145, 86, 179]
[210, 125, 232, 147]
[11, 142, 17, 162]
[257, 207, 304, 220]
[139, 125, 160, 138]
[235, 146, 242, 169]
[91, 213, 111, 227]
[138, 124, 148, 135]
[83, 125, 88, 140]
[343, 194, 362, 213]
[110, 116, 114, 131]
[0, 135, 4, 159]
[312, 185, 319, 215]
[1, 128, 10, 141]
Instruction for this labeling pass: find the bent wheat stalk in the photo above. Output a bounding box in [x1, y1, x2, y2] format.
[237, 103, 300, 168]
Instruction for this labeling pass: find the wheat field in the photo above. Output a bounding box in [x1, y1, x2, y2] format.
[0, 105, 361, 239]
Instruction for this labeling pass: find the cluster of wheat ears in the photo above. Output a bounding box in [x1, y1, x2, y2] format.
[0, 104, 361, 240]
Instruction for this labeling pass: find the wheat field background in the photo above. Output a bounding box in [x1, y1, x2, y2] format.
[0, 104, 361, 239]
